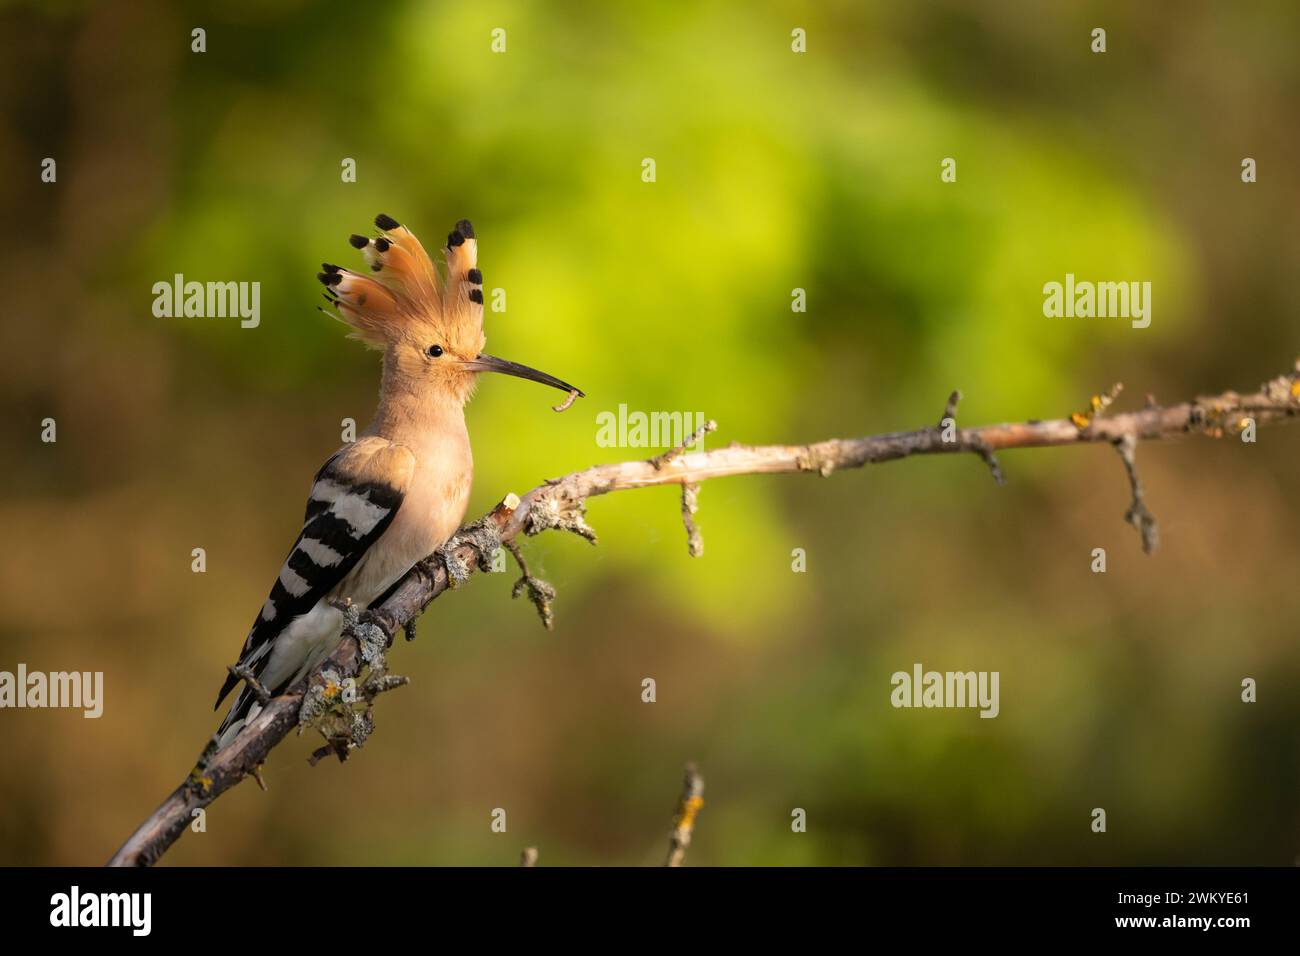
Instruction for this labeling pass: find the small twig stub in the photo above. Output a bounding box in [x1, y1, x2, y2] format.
[1114, 434, 1159, 554]
[650, 419, 717, 470]
[665, 762, 705, 867]
[680, 482, 704, 557]
[505, 540, 557, 630]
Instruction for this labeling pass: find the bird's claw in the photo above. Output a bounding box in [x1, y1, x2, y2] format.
[438, 539, 472, 587]
[437, 518, 503, 587]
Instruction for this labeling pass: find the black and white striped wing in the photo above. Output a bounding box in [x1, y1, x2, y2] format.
[214, 438, 414, 708]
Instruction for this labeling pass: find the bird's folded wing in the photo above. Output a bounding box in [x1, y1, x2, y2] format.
[214, 437, 415, 708]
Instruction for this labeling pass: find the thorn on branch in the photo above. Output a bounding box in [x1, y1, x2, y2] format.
[1114, 433, 1159, 554]
[680, 482, 704, 557]
[505, 540, 557, 631]
[650, 419, 717, 470]
[665, 762, 705, 867]
[519, 847, 538, 867]
[250, 763, 268, 792]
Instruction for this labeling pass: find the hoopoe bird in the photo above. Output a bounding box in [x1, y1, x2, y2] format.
[213, 214, 582, 745]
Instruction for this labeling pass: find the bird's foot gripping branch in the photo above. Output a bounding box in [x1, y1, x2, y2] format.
[437, 510, 508, 586]
[107, 363, 1300, 866]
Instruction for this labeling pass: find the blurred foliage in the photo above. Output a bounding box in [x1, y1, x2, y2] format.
[1, 0, 1298, 865]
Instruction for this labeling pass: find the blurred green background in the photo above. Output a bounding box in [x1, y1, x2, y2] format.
[1, 0, 1298, 866]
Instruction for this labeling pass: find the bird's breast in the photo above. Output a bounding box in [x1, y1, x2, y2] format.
[402, 440, 474, 552]
[337, 430, 473, 605]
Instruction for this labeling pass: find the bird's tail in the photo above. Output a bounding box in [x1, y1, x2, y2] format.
[215, 681, 262, 749]
[213, 627, 342, 749]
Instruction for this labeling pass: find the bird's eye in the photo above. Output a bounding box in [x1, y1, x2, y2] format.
[427, 344, 444, 358]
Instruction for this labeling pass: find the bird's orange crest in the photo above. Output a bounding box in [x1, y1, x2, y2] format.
[318, 214, 486, 361]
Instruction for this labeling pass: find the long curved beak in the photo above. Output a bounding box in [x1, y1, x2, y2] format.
[463, 353, 585, 399]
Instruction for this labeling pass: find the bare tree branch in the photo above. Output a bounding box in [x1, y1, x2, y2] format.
[106, 364, 1300, 866]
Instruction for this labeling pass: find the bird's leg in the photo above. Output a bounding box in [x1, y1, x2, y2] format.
[436, 515, 503, 587]
[226, 663, 272, 705]
[435, 539, 471, 586]
[328, 597, 395, 659]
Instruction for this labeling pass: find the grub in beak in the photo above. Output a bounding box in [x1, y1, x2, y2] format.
[463, 354, 584, 410]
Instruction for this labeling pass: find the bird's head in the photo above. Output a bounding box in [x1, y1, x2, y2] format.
[319, 214, 583, 408]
